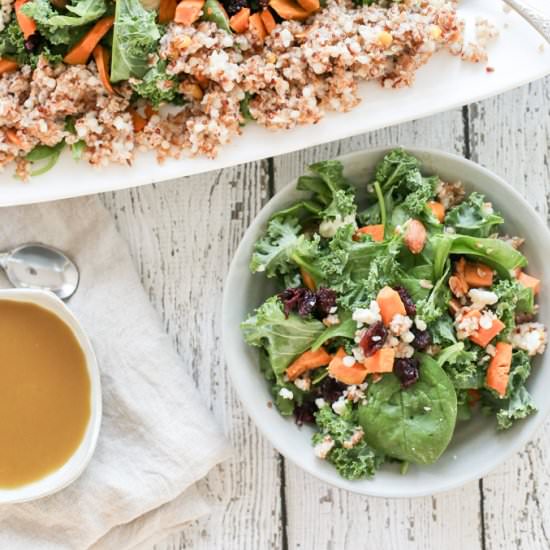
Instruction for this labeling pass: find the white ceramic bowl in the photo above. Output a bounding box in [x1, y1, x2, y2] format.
[0, 289, 102, 503]
[223, 147, 550, 497]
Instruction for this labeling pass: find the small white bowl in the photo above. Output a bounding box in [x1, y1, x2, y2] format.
[223, 147, 550, 497]
[0, 288, 102, 504]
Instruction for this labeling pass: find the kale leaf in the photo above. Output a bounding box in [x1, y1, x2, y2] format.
[131, 61, 180, 107]
[445, 192, 504, 237]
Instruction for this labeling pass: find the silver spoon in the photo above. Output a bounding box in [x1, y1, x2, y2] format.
[0, 243, 79, 300]
[502, 0, 550, 43]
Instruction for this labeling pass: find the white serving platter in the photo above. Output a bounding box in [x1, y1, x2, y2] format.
[0, 0, 549, 206]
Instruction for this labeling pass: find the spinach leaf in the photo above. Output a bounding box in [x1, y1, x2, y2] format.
[358, 354, 457, 464]
[202, 0, 231, 33]
[313, 405, 384, 480]
[25, 142, 65, 176]
[111, 0, 160, 82]
[241, 296, 325, 381]
[445, 192, 503, 238]
[432, 233, 527, 280]
[240, 92, 255, 124]
[310, 311, 356, 351]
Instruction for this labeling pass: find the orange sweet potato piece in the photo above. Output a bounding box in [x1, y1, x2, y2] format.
[64, 16, 114, 65]
[427, 201, 445, 223]
[0, 58, 19, 74]
[129, 108, 147, 132]
[517, 271, 540, 295]
[376, 286, 406, 326]
[249, 12, 267, 41]
[486, 342, 512, 397]
[469, 315, 505, 348]
[464, 262, 493, 288]
[300, 267, 316, 291]
[328, 348, 368, 385]
[93, 45, 115, 95]
[260, 8, 276, 34]
[354, 224, 384, 242]
[159, 0, 178, 23]
[296, 0, 319, 12]
[174, 0, 205, 25]
[363, 348, 395, 374]
[15, 0, 36, 40]
[269, 0, 310, 21]
[229, 7, 250, 32]
[403, 219, 427, 254]
[5, 129, 22, 147]
[286, 347, 332, 381]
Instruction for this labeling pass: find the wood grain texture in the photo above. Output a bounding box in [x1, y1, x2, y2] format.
[468, 76, 550, 550]
[96, 77, 550, 550]
[100, 162, 285, 550]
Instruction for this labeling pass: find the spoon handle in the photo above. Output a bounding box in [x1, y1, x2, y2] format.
[502, 0, 550, 43]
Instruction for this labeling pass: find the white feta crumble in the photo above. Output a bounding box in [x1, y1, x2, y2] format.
[278, 387, 294, 400]
[486, 343, 497, 357]
[479, 310, 496, 330]
[423, 406, 432, 412]
[468, 288, 498, 309]
[419, 279, 434, 290]
[455, 310, 480, 340]
[342, 355, 356, 368]
[415, 318, 427, 331]
[315, 397, 327, 409]
[314, 435, 335, 459]
[352, 300, 381, 326]
[323, 314, 340, 327]
[511, 323, 547, 356]
[332, 396, 348, 416]
[319, 213, 357, 238]
[401, 331, 415, 344]
[294, 377, 311, 392]
[389, 314, 413, 336]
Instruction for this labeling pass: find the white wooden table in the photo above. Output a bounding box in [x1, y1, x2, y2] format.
[100, 76, 550, 550]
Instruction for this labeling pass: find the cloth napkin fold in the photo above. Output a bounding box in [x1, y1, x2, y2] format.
[0, 195, 231, 549]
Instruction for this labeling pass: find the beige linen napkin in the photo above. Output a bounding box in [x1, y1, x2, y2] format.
[0, 195, 231, 549]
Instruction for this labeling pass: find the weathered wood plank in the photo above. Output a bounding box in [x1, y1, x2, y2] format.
[273, 108, 483, 550]
[100, 161, 285, 550]
[469, 76, 550, 550]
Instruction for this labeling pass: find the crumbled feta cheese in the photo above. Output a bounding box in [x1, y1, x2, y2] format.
[315, 398, 327, 409]
[329, 306, 338, 314]
[468, 288, 498, 309]
[423, 406, 432, 412]
[319, 213, 357, 238]
[278, 388, 294, 400]
[314, 435, 335, 459]
[352, 346, 365, 362]
[455, 310, 480, 340]
[486, 344, 497, 357]
[294, 377, 311, 392]
[332, 396, 348, 416]
[511, 323, 547, 356]
[415, 318, 427, 331]
[342, 355, 356, 368]
[401, 331, 415, 344]
[352, 301, 381, 326]
[389, 314, 413, 336]
[479, 310, 496, 330]
[419, 279, 434, 290]
[323, 314, 340, 327]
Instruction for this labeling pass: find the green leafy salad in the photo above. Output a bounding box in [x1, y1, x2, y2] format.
[241, 149, 547, 480]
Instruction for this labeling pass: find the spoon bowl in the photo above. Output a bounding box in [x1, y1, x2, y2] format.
[0, 244, 79, 300]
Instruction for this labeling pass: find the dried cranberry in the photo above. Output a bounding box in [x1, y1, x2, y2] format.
[394, 286, 416, 317]
[24, 33, 42, 54]
[294, 401, 316, 426]
[278, 287, 314, 317]
[394, 358, 420, 388]
[411, 328, 431, 351]
[315, 287, 337, 318]
[223, 0, 248, 16]
[316, 377, 346, 404]
[359, 321, 388, 357]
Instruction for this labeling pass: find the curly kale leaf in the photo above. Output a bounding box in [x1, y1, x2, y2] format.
[111, 0, 160, 82]
[492, 279, 535, 337]
[481, 350, 537, 430]
[0, 19, 64, 65]
[401, 173, 438, 217]
[416, 263, 451, 323]
[445, 192, 504, 237]
[131, 61, 180, 107]
[436, 342, 483, 390]
[241, 296, 325, 381]
[375, 148, 421, 192]
[313, 405, 384, 480]
[249, 216, 322, 282]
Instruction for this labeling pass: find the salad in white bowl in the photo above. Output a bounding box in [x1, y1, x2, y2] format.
[235, 149, 547, 484]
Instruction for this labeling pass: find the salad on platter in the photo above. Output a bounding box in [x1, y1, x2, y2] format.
[241, 149, 547, 480]
[0, 0, 495, 179]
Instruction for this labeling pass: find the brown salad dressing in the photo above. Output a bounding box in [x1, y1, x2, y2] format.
[0, 300, 91, 488]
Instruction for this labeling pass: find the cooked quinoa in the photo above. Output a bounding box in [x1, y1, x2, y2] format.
[0, 0, 497, 178]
